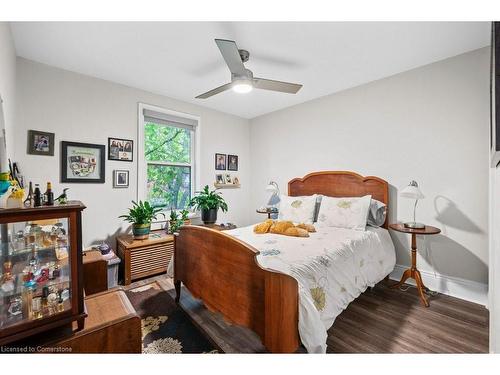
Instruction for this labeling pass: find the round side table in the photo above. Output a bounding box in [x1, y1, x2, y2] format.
[256, 208, 278, 219]
[388, 223, 441, 307]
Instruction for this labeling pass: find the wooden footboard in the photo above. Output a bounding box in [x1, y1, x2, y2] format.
[174, 226, 300, 353]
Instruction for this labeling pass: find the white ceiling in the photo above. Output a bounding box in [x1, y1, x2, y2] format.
[10, 22, 491, 119]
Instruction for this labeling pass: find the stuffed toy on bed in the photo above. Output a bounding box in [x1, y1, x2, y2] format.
[253, 219, 316, 237]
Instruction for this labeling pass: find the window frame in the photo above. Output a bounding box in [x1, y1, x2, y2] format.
[137, 103, 200, 221]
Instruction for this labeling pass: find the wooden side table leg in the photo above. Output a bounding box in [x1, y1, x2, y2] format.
[390, 268, 411, 289]
[414, 270, 429, 307]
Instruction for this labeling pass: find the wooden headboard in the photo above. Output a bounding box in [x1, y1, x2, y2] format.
[288, 171, 389, 228]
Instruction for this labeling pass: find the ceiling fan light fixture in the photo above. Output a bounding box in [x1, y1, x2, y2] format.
[232, 80, 253, 94]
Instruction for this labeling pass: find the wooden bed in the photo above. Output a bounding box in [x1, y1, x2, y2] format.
[174, 171, 389, 353]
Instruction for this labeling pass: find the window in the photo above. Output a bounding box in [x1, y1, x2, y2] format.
[139, 105, 198, 210]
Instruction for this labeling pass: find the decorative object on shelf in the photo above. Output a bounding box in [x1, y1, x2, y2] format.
[188, 185, 228, 225]
[23, 181, 34, 207]
[44, 182, 54, 206]
[27, 130, 55, 156]
[108, 137, 134, 162]
[6, 180, 24, 208]
[215, 174, 224, 184]
[96, 242, 112, 256]
[225, 174, 232, 184]
[55, 188, 69, 204]
[119, 200, 165, 240]
[0, 172, 11, 198]
[215, 153, 226, 170]
[232, 176, 240, 185]
[0, 201, 87, 345]
[33, 184, 42, 207]
[113, 170, 129, 188]
[400, 180, 425, 229]
[227, 154, 238, 171]
[61, 141, 105, 183]
[265, 180, 280, 208]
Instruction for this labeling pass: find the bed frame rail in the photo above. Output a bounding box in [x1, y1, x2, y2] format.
[174, 226, 299, 353]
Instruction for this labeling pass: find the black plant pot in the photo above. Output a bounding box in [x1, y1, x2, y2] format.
[201, 208, 218, 224]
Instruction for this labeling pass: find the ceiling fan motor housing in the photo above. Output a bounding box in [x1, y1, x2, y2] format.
[231, 69, 253, 83]
[238, 49, 250, 63]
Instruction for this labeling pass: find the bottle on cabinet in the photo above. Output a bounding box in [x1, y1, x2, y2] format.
[44, 182, 54, 206]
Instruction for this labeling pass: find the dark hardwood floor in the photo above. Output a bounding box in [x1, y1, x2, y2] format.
[126, 276, 489, 353]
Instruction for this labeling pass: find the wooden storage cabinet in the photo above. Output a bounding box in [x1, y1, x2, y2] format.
[0, 201, 86, 345]
[117, 231, 174, 285]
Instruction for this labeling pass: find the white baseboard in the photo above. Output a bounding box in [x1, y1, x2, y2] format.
[389, 264, 488, 307]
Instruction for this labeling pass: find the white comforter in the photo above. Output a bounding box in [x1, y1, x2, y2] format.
[225, 225, 396, 353]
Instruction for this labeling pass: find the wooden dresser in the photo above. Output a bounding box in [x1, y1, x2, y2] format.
[116, 231, 174, 285]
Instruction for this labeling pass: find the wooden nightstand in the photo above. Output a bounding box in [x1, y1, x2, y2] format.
[116, 231, 174, 285]
[388, 223, 441, 307]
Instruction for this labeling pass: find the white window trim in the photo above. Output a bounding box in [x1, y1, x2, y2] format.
[137, 103, 201, 223]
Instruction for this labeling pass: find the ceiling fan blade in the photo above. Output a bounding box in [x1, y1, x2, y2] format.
[215, 39, 247, 76]
[195, 82, 233, 99]
[253, 78, 302, 94]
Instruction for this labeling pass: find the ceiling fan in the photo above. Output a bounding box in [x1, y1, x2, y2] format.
[195, 39, 303, 99]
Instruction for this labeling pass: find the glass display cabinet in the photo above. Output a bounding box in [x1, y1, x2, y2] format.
[0, 201, 86, 345]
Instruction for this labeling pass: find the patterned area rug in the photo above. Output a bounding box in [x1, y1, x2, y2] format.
[125, 282, 218, 354]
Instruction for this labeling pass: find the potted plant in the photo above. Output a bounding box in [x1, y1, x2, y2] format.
[180, 208, 191, 225]
[119, 200, 164, 240]
[188, 185, 228, 224]
[168, 209, 181, 234]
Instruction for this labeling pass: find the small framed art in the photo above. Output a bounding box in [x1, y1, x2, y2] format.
[61, 141, 105, 183]
[108, 137, 134, 162]
[227, 154, 238, 171]
[225, 174, 232, 184]
[215, 153, 226, 170]
[27, 130, 55, 156]
[113, 170, 129, 188]
[215, 174, 225, 184]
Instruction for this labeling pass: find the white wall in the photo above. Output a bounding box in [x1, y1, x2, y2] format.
[13, 58, 251, 247]
[0, 22, 16, 169]
[489, 166, 500, 352]
[250, 48, 490, 298]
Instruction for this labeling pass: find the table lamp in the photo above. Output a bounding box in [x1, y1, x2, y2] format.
[265, 181, 280, 209]
[400, 180, 425, 229]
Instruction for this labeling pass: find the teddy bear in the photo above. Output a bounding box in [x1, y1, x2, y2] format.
[253, 219, 316, 238]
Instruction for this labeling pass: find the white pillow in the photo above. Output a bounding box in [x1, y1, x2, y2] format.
[367, 198, 387, 227]
[278, 194, 317, 224]
[316, 195, 372, 230]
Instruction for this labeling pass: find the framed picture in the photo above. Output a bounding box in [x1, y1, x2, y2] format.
[227, 154, 238, 171]
[61, 141, 105, 183]
[108, 137, 134, 162]
[113, 170, 129, 188]
[225, 174, 232, 184]
[27, 130, 55, 156]
[233, 176, 240, 185]
[215, 153, 226, 170]
[215, 174, 225, 184]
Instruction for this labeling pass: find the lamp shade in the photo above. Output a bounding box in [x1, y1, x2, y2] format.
[265, 181, 279, 194]
[400, 181, 425, 199]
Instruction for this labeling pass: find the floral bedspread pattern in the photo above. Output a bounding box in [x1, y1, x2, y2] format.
[226, 225, 396, 353]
